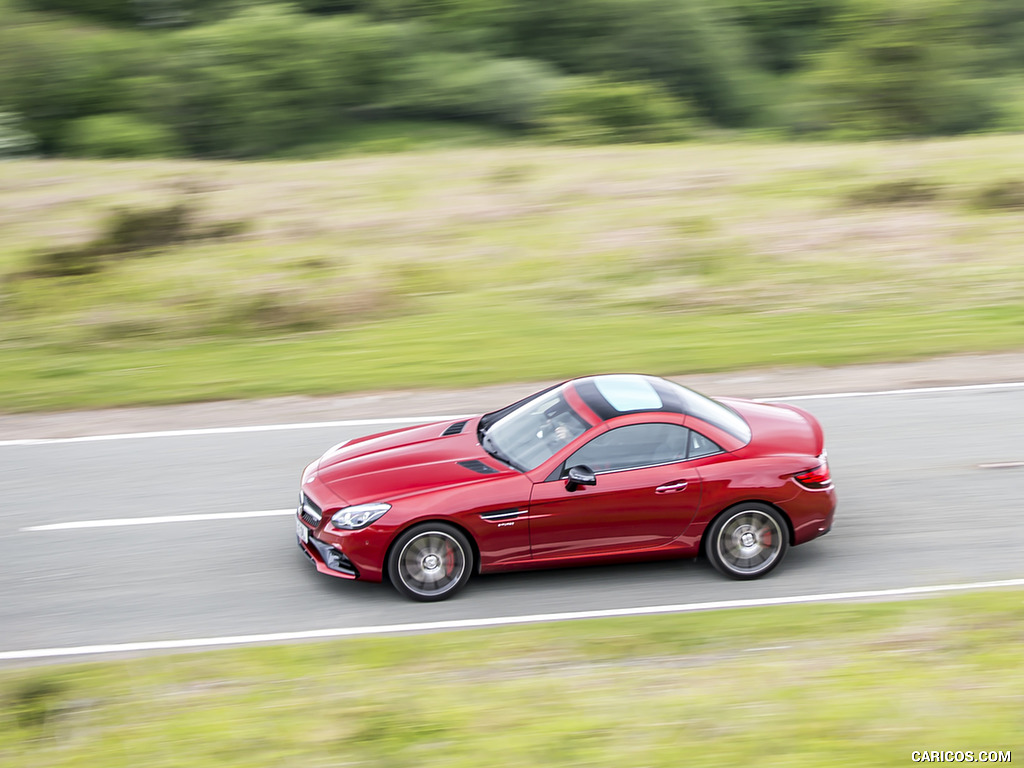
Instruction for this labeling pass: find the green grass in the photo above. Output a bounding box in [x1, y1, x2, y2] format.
[3, 136, 1024, 412]
[1, 590, 1022, 767]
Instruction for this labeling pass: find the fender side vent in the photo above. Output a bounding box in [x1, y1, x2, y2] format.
[442, 420, 468, 436]
[480, 508, 521, 522]
[458, 459, 498, 475]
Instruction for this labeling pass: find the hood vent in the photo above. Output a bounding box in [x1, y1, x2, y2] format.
[442, 420, 468, 436]
[458, 459, 498, 475]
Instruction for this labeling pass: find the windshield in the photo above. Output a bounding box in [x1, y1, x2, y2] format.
[481, 386, 590, 470]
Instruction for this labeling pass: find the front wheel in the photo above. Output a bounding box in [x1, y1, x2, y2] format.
[387, 523, 473, 601]
[706, 503, 788, 580]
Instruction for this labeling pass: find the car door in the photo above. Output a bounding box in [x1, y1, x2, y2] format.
[527, 422, 704, 559]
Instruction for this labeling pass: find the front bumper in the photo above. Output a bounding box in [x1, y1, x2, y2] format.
[298, 526, 361, 579]
[295, 486, 360, 579]
[296, 481, 391, 581]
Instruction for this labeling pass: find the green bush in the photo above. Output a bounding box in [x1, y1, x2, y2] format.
[790, 0, 1001, 137]
[29, 247, 105, 278]
[419, 0, 765, 126]
[538, 77, 696, 143]
[19, 0, 139, 24]
[965, 0, 1024, 72]
[99, 204, 194, 252]
[27, 203, 193, 277]
[19, 0, 237, 26]
[12, 677, 65, 729]
[0, 110, 36, 156]
[383, 53, 560, 127]
[27, 200, 247, 278]
[724, 0, 844, 73]
[143, 6, 425, 156]
[295, 0, 363, 12]
[971, 179, 1024, 210]
[62, 113, 181, 157]
[6, 0, 1024, 156]
[845, 179, 942, 206]
[0, 17, 155, 153]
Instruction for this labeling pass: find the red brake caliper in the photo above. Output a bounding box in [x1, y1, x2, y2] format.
[444, 545, 456, 575]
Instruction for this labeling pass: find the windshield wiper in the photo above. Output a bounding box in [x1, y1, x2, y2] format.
[481, 433, 523, 471]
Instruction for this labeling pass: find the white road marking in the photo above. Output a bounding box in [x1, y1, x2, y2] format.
[978, 461, 1024, 469]
[3, 577, 1023, 661]
[0, 415, 473, 447]
[21, 509, 295, 532]
[2, 381, 1023, 447]
[756, 381, 1024, 403]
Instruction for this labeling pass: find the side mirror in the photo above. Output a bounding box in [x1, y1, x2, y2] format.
[565, 465, 597, 492]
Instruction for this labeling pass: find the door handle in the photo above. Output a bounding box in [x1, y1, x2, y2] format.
[656, 481, 688, 494]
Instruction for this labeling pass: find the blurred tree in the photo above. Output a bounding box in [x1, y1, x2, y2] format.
[723, 0, 845, 72]
[0, 20, 149, 152]
[505, 0, 760, 125]
[20, 0, 138, 24]
[18, 0, 236, 26]
[5, 0, 1024, 156]
[966, 0, 1024, 71]
[538, 76, 697, 143]
[790, 0, 999, 136]
[330, 0, 765, 125]
[0, 110, 37, 156]
[63, 113, 182, 156]
[295, 0, 369, 13]
[130, 6, 422, 156]
[381, 52, 559, 126]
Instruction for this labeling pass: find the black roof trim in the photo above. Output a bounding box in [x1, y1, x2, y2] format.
[575, 379, 619, 420]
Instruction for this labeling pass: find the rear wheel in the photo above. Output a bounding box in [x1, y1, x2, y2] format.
[388, 523, 473, 601]
[706, 503, 788, 580]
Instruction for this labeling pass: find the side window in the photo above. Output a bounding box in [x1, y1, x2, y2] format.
[689, 430, 722, 459]
[565, 423, 691, 474]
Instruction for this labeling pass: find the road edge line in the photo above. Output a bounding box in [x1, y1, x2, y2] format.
[4, 577, 1023, 661]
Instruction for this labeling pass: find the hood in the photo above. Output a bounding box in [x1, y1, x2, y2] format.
[311, 418, 515, 505]
[720, 398, 824, 458]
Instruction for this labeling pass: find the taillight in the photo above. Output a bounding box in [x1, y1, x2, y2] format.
[795, 454, 831, 488]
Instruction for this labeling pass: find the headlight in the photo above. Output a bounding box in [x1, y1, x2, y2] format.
[330, 503, 391, 530]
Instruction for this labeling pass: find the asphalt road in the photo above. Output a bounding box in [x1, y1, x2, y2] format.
[2, 385, 1023, 660]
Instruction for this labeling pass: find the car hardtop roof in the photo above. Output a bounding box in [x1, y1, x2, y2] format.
[573, 374, 692, 420]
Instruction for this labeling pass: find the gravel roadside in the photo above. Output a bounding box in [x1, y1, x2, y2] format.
[3, 351, 1024, 440]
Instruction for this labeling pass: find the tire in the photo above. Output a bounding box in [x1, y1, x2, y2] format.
[705, 503, 789, 580]
[387, 523, 473, 602]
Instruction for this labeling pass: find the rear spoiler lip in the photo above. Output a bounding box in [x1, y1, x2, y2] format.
[771, 402, 826, 456]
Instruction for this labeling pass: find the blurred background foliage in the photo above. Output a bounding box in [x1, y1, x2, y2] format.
[1, 0, 1023, 158]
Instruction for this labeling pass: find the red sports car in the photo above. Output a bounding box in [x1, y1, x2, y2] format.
[296, 375, 835, 601]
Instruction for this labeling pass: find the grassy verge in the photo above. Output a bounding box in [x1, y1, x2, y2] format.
[3, 137, 1024, 412]
[2, 591, 1022, 767]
